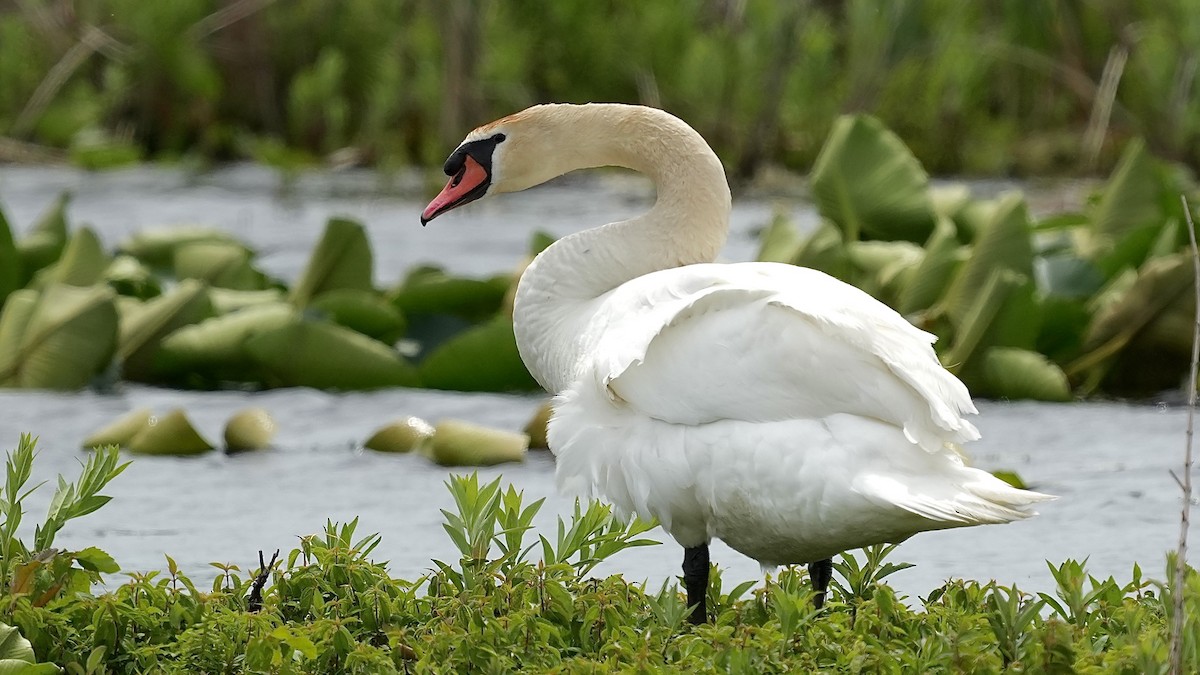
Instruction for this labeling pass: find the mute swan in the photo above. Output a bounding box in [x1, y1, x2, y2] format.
[421, 103, 1052, 623]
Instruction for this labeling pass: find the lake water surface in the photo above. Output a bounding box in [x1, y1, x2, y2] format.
[0, 165, 1186, 600]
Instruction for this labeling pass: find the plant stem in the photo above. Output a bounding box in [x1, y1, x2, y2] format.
[1170, 194, 1199, 675]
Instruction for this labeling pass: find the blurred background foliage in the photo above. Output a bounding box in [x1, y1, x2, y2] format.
[0, 0, 1198, 176]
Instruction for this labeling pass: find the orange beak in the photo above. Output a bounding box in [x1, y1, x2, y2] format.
[421, 155, 491, 224]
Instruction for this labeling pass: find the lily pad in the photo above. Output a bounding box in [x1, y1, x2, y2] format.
[427, 419, 528, 467]
[290, 217, 374, 308]
[809, 114, 936, 242]
[941, 193, 1034, 328]
[524, 401, 553, 450]
[104, 255, 162, 299]
[173, 240, 266, 290]
[156, 302, 299, 382]
[82, 408, 153, 449]
[0, 284, 117, 390]
[310, 288, 406, 342]
[790, 221, 851, 282]
[898, 217, 965, 315]
[979, 347, 1072, 402]
[118, 279, 214, 381]
[389, 266, 510, 320]
[33, 226, 109, 288]
[16, 193, 69, 284]
[129, 408, 215, 455]
[364, 416, 435, 453]
[0, 206, 22, 307]
[224, 407, 277, 452]
[246, 319, 419, 390]
[418, 315, 539, 392]
[120, 226, 244, 267]
[755, 212, 805, 263]
[209, 288, 286, 314]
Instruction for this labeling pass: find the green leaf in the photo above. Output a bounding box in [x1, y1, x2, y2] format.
[156, 302, 299, 381]
[791, 221, 850, 281]
[898, 217, 965, 315]
[978, 347, 1072, 401]
[0, 284, 118, 389]
[389, 266, 509, 320]
[117, 279, 213, 381]
[809, 114, 936, 242]
[246, 319, 419, 390]
[418, 315, 539, 392]
[941, 193, 1034, 328]
[33, 227, 109, 288]
[16, 193, 69, 285]
[1089, 139, 1169, 244]
[104, 255, 161, 299]
[129, 409, 215, 456]
[74, 546, 120, 574]
[310, 288, 405, 342]
[755, 213, 805, 263]
[0, 206, 22, 308]
[120, 226, 243, 267]
[290, 217, 374, 308]
[173, 241, 265, 290]
[0, 623, 34, 663]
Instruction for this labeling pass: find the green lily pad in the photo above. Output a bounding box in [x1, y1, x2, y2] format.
[790, 221, 850, 282]
[941, 193, 1034, 328]
[16, 193, 70, 284]
[364, 416, 435, 453]
[755, 212, 805, 263]
[128, 409, 215, 455]
[310, 288, 406, 342]
[156, 302, 299, 382]
[33, 226, 109, 288]
[427, 419, 528, 467]
[290, 217, 374, 308]
[246, 319, 419, 390]
[418, 315, 539, 392]
[118, 279, 213, 381]
[809, 114, 936, 242]
[224, 407, 277, 452]
[173, 240, 266, 290]
[82, 408, 153, 449]
[389, 266, 510, 320]
[898, 217, 965, 315]
[0, 284, 117, 390]
[209, 288, 286, 314]
[120, 226, 244, 267]
[979, 347, 1072, 402]
[104, 255, 162, 299]
[0, 205, 22, 308]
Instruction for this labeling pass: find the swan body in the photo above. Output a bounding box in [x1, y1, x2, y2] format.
[422, 103, 1051, 612]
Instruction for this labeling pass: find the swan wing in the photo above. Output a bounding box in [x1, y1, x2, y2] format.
[591, 262, 979, 451]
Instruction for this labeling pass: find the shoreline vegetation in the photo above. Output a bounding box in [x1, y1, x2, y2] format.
[0, 1, 1198, 177]
[2, 433, 1199, 673]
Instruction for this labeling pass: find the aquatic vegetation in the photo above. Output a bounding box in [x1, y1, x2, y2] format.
[0, 433, 1198, 672]
[1, 1, 1199, 176]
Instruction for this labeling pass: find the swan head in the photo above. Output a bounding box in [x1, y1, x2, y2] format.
[421, 104, 601, 224]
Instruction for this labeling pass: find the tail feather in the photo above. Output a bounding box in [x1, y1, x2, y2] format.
[858, 469, 1055, 527]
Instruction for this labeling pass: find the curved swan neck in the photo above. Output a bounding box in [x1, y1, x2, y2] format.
[510, 104, 732, 391]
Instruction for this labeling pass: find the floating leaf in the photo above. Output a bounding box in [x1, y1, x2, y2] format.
[755, 212, 805, 263]
[427, 420, 528, 467]
[418, 315, 538, 392]
[0, 284, 117, 390]
[809, 114, 936, 242]
[524, 401, 553, 450]
[929, 183, 971, 219]
[246, 319, 419, 390]
[156, 303, 299, 381]
[791, 221, 850, 281]
[224, 407, 277, 452]
[0, 206, 22, 307]
[898, 217, 965, 315]
[104, 255, 162, 299]
[290, 217, 373, 308]
[979, 347, 1071, 402]
[389, 266, 509, 320]
[991, 469, 1030, 490]
[846, 240, 922, 306]
[120, 226, 243, 267]
[0, 291, 37, 382]
[82, 408, 153, 449]
[310, 288, 405, 342]
[942, 269, 1035, 374]
[118, 279, 213, 381]
[1089, 139, 1170, 244]
[173, 241, 265, 290]
[128, 409, 214, 456]
[1037, 253, 1106, 299]
[33, 226, 109, 288]
[16, 193, 69, 284]
[941, 193, 1034, 328]
[209, 288, 285, 314]
[364, 416, 435, 453]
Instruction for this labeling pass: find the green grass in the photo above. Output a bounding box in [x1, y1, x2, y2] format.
[1, 433, 1198, 673]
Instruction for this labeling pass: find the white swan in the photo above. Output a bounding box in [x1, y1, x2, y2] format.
[422, 103, 1052, 622]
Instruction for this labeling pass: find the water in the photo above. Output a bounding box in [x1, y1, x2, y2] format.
[0, 165, 1185, 600]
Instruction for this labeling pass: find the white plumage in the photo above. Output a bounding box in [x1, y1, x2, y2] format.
[422, 102, 1052, 594]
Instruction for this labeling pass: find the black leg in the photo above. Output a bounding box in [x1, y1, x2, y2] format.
[809, 558, 833, 609]
[682, 544, 710, 624]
